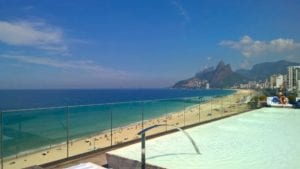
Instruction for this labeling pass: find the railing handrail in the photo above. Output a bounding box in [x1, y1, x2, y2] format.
[1, 95, 221, 113]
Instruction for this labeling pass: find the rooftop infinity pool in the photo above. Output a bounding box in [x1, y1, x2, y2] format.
[107, 107, 300, 169]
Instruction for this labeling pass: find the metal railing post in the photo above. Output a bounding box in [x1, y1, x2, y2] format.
[138, 124, 200, 169]
[183, 107, 186, 127]
[231, 95, 233, 112]
[1, 111, 3, 169]
[142, 102, 144, 130]
[198, 103, 201, 122]
[236, 95, 238, 113]
[17, 114, 22, 159]
[165, 109, 168, 131]
[66, 106, 70, 158]
[141, 133, 146, 169]
[210, 97, 212, 118]
[110, 108, 113, 147]
[221, 98, 224, 117]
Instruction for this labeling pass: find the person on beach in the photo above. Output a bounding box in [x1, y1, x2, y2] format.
[278, 92, 287, 104]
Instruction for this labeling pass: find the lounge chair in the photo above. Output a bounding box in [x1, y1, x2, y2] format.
[266, 96, 293, 108]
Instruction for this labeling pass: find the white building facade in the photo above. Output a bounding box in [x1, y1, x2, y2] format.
[288, 66, 300, 91]
[270, 75, 277, 88]
[275, 74, 284, 88]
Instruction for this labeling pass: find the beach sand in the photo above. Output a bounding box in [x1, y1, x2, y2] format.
[2, 89, 255, 169]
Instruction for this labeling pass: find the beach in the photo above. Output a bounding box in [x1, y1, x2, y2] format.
[2, 89, 255, 169]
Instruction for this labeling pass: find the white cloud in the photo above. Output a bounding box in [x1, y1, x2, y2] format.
[0, 20, 67, 52]
[220, 35, 300, 57]
[1, 54, 133, 79]
[171, 0, 190, 23]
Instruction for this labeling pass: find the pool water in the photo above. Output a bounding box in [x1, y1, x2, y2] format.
[108, 108, 300, 169]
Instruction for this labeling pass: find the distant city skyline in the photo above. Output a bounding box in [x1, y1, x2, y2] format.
[0, 0, 300, 88]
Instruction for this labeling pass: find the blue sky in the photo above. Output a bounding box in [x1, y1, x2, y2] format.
[0, 0, 300, 88]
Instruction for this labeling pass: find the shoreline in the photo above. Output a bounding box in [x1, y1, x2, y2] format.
[2, 94, 218, 158]
[2, 89, 254, 169]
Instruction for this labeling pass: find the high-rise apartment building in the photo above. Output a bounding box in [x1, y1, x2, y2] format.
[270, 75, 277, 88]
[288, 66, 300, 91]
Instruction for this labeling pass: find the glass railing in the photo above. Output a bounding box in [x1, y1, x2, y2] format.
[0, 90, 258, 169]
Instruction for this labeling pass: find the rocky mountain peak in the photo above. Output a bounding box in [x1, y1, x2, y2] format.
[215, 61, 232, 73]
[216, 60, 225, 68]
[173, 60, 247, 88]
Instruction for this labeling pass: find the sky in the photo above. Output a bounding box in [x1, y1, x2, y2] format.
[0, 0, 300, 89]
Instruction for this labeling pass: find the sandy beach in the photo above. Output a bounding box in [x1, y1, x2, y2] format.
[2, 89, 255, 169]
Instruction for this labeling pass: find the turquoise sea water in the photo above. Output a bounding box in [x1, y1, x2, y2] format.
[1, 89, 234, 157]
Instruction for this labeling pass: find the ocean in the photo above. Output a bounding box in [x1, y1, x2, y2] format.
[0, 89, 234, 157]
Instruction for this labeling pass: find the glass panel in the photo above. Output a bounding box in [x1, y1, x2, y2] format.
[240, 91, 253, 112]
[111, 102, 143, 146]
[164, 99, 185, 131]
[163, 99, 181, 131]
[222, 92, 232, 117]
[232, 93, 239, 114]
[183, 97, 201, 126]
[143, 100, 169, 136]
[68, 104, 111, 157]
[199, 96, 213, 122]
[211, 96, 223, 119]
[3, 107, 67, 169]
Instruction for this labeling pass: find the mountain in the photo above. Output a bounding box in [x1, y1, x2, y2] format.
[173, 61, 249, 88]
[236, 60, 300, 81]
[173, 59, 300, 89]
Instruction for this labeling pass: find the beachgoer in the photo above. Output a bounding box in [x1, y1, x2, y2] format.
[278, 92, 287, 104]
